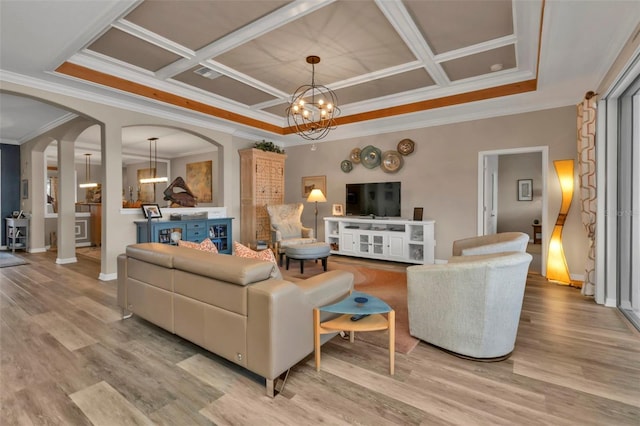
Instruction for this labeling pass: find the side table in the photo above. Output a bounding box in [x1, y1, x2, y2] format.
[314, 291, 395, 375]
[6, 217, 29, 253]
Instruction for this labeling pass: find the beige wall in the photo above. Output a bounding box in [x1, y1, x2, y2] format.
[283, 106, 589, 278]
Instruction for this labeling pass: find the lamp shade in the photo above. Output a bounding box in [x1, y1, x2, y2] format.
[307, 188, 327, 203]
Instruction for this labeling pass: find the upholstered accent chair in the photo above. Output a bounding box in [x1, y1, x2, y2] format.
[266, 203, 316, 265]
[407, 252, 532, 360]
[452, 232, 529, 256]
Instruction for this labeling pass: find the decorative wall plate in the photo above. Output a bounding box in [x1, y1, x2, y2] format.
[340, 159, 353, 173]
[381, 150, 403, 173]
[397, 138, 415, 155]
[350, 148, 361, 164]
[360, 145, 382, 169]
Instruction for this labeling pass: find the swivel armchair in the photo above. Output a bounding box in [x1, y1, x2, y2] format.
[407, 251, 532, 360]
[266, 203, 316, 265]
[452, 232, 529, 256]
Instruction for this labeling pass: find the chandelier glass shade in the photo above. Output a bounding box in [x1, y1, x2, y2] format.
[139, 137, 168, 184]
[286, 55, 340, 141]
[78, 153, 98, 188]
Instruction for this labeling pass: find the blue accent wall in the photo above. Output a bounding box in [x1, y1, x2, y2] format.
[1, 144, 21, 245]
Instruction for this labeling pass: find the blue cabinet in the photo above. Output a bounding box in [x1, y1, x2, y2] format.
[135, 217, 232, 254]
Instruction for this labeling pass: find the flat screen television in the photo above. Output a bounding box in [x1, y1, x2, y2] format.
[345, 182, 401, 217]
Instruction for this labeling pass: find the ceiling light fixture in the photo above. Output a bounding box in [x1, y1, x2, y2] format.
[286, 55, 340, 140]
[139, 137, 168, 184]
[78, 153, 98, 188]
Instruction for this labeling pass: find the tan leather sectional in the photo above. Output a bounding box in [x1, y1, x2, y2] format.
[117, 243, 353, 397]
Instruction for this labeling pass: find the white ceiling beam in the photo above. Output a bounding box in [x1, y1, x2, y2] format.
[375, 0, 450, 87]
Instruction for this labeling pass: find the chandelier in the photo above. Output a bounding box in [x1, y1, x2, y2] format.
[286, 55, 340, 140]
[139, 137, 168, 184]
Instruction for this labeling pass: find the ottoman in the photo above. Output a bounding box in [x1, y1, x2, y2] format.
[285, 242, 331, 274]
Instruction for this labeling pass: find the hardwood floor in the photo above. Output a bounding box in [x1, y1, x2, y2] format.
[1, 251, 639, 425]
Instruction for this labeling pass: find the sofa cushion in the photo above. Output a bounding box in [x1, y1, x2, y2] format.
[233, 241, 282, 280]
[173, 249, 274, 285]
[126, 243, 175, 268]
[178, 238, 218, 253]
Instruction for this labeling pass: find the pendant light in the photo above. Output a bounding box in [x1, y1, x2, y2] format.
[139, 137, 168, 184]
[78, 153, 98, 188]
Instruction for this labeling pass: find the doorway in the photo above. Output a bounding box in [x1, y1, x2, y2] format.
[477, 146, 549, 275]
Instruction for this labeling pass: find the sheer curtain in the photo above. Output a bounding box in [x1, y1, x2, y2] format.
[577, 91, 597, 296]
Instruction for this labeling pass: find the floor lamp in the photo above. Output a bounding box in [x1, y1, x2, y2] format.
[307, 188, 327, 239]
[547, 159, 574, 284]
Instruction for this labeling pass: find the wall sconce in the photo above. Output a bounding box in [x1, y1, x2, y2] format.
[546, 159, 574, 284]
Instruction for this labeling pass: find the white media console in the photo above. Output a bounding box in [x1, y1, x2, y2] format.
[324, 217, 435, 264]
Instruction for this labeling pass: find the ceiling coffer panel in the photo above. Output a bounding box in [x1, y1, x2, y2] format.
[124, 0, 292, 51]
[441, 45, 517, 81]
[405, 0, 513, 54]
[214, 1, 416, 94]
[333, 68, 436, 105]
[173, 67, 277, 106]
[88, 28, 182, 72]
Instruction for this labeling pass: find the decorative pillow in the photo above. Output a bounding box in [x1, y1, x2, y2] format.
[233, 241, 282, 280]
[272, 222, 303, 239]
[178, 238, 218, 254]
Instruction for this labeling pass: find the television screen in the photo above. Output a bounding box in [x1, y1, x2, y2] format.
[345, 182, 401, 217]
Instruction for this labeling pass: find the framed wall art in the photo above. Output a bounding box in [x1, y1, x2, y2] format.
[302, 175, 326, 198]
[518, 179, 533, 201]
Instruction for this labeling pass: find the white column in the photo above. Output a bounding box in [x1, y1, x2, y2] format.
[100, 123, 123, 279]
[56, 138, 77, 264]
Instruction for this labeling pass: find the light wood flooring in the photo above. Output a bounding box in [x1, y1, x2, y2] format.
[1, 251, 639, 425]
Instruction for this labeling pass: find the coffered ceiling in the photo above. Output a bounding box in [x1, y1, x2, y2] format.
[1, 0, 639, 152]
[58, 0, 538, 133]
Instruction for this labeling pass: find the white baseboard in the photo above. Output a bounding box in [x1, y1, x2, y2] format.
[99, 272, 117, 281]
[56, 257, 78, 264]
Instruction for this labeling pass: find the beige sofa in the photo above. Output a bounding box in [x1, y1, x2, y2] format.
[117, 243, 353, 396]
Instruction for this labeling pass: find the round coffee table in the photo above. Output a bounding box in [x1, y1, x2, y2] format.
[313, 291, 395, 375]
[284, 242, 331, 273]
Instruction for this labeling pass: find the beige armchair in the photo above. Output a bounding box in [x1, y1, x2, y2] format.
[407, 252, 532, 360]
[452, 232, 529, 256]
[266, 203, 316, 265]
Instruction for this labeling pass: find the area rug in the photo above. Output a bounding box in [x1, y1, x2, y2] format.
[280, 256, 419, 354]
[0, 251, 28, 268]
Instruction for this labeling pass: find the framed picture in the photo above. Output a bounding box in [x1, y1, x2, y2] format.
[141, 203, 162, 219]
[518, 179, 533, 201]
[413, 207, 424, 221]
[302, 175, 326, 198]
[332, 204, 344, 216]
[21, 179, 28, 199]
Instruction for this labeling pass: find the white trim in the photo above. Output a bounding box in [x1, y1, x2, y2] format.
[99, 272, 117, 281]
[56, 257, 78, 264]
[477, 146, 548, 276]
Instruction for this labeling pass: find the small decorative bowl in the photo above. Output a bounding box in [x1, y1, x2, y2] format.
[354, 297, 368, 304]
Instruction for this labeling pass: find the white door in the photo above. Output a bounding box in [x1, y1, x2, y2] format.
[483, 155, 498, 235]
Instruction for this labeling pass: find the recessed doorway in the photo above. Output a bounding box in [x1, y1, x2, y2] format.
[478, 146, 548, 275]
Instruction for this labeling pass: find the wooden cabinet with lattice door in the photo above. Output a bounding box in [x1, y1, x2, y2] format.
[239, 148, 286, 244]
